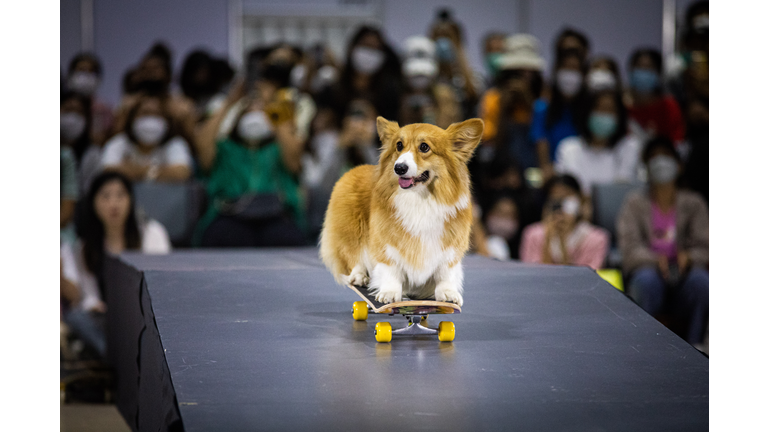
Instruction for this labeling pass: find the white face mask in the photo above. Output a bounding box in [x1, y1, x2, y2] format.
[60, 112, 86, 142]
[132, 115, 168, 146]
[486, 217, 519, 240]
[586, 69, 617, 92]
[556, 69, 583, 97]
[290, 64, 307, 88]
[351, 47, 385, 74]
[648, 155, 678, 184]
[408, 75, 432, 91]
[237, 110, 273, 143]
[310, 65, 338, 93]
[67, 71, 99, 96]
[562, 196, 581, 216]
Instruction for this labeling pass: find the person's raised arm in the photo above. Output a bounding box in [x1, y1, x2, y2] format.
[196, 79, 245, 172]
[274, 121, 304, 175]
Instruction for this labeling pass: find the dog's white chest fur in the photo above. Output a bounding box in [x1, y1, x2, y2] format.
[386, 190, 469, 286]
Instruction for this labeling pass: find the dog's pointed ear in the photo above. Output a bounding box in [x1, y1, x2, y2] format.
[446, 118, 484, 163]
[376, 116, 400, 144]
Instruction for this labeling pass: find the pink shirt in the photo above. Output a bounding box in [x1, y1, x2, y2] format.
[650, 203, 677, 260]
[520, 222, 609, 270]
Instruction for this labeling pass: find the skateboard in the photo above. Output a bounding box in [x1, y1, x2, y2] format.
[347, 284, 460, 343]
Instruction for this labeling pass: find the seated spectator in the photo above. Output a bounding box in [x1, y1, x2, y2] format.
[60, 91, 94, 244]
[626, 48, 686, 145]
[327, 25, 403, 122]
[482, 194, 522, 261]
[300, 43, 341, 100]
[585, 55, 623, 94]
[617, 137, 708, 346]
[553, 27, 590, 66]
[100, 95, 193, 182]
[218, 45, 317, 147]
[65, 53, 114, 147]
[192, 75, 307, 247]
[399, 36, 461, 129]
[520, 174, 609, 270]
[179, 49, 235, 126]
[555, 90, 642, 196]
[530, 49, 587, 180]
[479, 34, 545, 171]
[61, 171, 171, 359]
[679, 96, 709, 202]
[481, 31, 507, 86]
[302, 99, 380, 239]
[428, 8, 481, 118]
[114, 43, 198, 149]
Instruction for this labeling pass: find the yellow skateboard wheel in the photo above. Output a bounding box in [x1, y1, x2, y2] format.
[375, 322, 392, 343]
[438, 321, 455, 342]
[352, 301, 368, 321]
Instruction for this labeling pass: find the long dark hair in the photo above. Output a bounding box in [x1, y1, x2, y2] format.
[545, 50, 587, 130]
[576, 90, 628, 149]
[337, 25, 403, 119]
[76, 171, 142, 276]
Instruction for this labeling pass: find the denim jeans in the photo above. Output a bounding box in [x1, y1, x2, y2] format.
[628, 266, 709, 344]
[63, 309, 107, 359]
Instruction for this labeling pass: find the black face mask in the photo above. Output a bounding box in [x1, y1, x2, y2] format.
[139, 78, 169, 96]
[262, 62, 293, 89]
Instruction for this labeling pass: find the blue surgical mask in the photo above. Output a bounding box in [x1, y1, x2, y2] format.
[630, 69, 659, 94]
[435, 38, 455, 62]
[484, 53, 502, 78]
[588, 113, 617, 140]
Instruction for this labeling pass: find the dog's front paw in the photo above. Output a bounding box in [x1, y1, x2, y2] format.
[374, 284, 402, 304]
[345, 265, 370, 287]
[435, 282, 463, 306]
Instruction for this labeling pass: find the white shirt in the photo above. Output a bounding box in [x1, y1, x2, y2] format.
[60, 219, 171, 312]
[555, 134, 642, 195]
[100, 133, 193, 171]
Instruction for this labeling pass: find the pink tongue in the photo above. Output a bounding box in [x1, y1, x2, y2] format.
[399, 177, 414, 188]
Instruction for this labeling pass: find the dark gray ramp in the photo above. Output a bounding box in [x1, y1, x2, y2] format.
[105, 248, 708, 432]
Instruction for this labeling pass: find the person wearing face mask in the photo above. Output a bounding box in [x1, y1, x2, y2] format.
[192, 76, 307, 248]
[180, 50, 235, 126]
[60, 91, 91, 244]
[328, 26, 403, 124]
[100, 96, 193, 182]
[301, 100, 381, 241]
[617, 137, 708, 348]
[555, 90, 641, 196]
[399, 36, 461, 129]
[114, 43, 199, 152]
[529, 50, 587, 180]
[479, 34, 545, 172]
[66, 53, 114, 147]
[428, 9, 481, 119]
[482, 195, 522, 261]
[585, 56, 622, 94]
[626, 48, 685, 145]
[481, 31, 507, 86]
[520, 174, 608, 270]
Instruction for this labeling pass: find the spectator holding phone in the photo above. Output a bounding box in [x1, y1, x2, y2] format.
[520, 174, 608, 269]
[617, 137, 708, 346]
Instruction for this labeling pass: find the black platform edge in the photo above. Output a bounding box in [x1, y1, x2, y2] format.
[104, 255, 185, 432]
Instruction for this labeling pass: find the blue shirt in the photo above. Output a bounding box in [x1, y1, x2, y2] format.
[529, 99, 578, 162]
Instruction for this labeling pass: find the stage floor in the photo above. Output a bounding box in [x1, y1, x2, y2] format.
[106, 248, 708, 431]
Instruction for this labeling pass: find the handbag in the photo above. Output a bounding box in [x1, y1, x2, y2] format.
[216, 193, 284, 222]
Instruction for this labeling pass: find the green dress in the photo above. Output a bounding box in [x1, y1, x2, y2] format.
[192, 138, 306, 245]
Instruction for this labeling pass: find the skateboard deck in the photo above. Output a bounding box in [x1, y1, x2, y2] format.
[347, 284, 461, 315]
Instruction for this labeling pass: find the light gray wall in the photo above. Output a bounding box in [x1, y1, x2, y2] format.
[60, 0, 673, 107]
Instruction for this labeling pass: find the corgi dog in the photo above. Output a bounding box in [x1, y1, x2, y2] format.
[320, 117, 484, 306]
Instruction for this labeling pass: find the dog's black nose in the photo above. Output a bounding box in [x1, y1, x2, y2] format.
[394, 163, 408, 176]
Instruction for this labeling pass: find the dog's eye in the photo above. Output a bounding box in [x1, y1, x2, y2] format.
[396, 141, 403, 151]
[419, 142, 430, 153]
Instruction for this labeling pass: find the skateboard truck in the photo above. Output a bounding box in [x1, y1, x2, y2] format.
[392, 315, 436, 336]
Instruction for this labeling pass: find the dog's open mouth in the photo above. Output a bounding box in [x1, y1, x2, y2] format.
[398, 170, 430, 189]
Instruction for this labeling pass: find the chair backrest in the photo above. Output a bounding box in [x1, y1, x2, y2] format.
[133, 181, 206, 247]
[591, 182, 644, 244]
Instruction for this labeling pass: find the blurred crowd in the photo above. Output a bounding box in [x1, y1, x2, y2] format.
[60, 2, 709, 371]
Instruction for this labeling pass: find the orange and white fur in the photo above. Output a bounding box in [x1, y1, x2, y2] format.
[320, 117, 484, 306]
